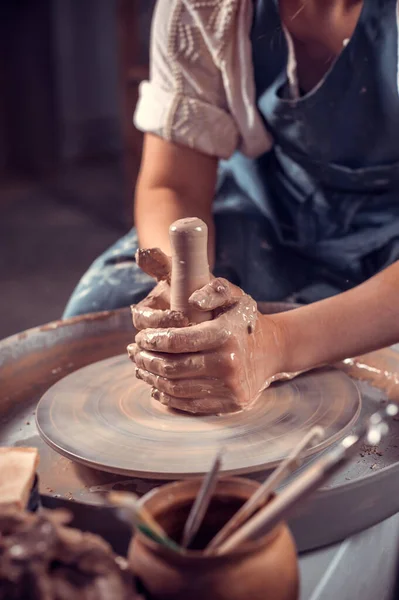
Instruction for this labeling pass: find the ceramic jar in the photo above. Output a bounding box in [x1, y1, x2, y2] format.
[129, 477, 299, 600]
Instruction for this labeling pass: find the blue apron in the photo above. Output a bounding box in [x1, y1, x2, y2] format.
[63, 0, 399, 318]
[215, 0, 399, 300]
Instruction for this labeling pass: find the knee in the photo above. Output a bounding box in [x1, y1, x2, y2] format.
[62, 229, 158, 319]
[63, 262, 155, 319]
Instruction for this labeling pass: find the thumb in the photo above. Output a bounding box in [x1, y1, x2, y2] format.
[135, 248, 171, 282]
[189, 278, 236, 312]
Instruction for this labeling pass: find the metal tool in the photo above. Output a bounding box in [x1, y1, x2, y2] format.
[182, 449, 223, 548]
[206, 426, 324, 552]
[215, 404, 399, 554]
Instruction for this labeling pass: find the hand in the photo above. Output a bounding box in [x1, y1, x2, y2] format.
[131, 247, 190, 330]
[129, 250, 286, 414]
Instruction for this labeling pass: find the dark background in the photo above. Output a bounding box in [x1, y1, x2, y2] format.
[0, 0, 156, 338]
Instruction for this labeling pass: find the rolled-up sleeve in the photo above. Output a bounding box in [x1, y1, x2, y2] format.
[134, 0, 240, 159]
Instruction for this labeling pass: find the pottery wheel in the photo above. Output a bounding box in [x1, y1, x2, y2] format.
[36, 354, 361, 479]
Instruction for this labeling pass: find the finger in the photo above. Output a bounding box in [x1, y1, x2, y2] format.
[128, 344, 208, 378]
[135, 320, 230, 354]
[133, 280, 171, 313]
[129, 345, 235, 380]
[135, 248, 171, 282]
[132, 306, 189, 330]
[189, 278, 235, 311]
[135, 368, 227, 398]
[151, 388, 238, 415]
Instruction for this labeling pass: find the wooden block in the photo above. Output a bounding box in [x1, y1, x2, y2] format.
[0, 447, 39, 509]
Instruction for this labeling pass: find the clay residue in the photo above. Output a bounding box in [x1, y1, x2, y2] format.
[359, 444, 383, 458]
[336, 347, 399, 402]
[263, 370, 303, 387]
[135, 248, 171, 282]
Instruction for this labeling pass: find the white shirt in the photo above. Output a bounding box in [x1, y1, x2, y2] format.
[134, 0, 275, 160]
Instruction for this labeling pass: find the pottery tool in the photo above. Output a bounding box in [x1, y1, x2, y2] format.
[108, 491, 181, 552]
[215, 404, 399, 554]
[36, 216, 361, 479]
[182, 449, 223, 548]
[206, 426, 324, 552]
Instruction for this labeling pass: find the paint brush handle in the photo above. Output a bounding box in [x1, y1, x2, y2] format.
[205, 426, 324, 552]
[169, 218, 212, 323]
[216, 404, 398, 554]
[216, 446, 348, 554]
[182, 449, 223, 549]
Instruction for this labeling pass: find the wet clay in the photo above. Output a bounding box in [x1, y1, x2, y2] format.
[337, 347, 399, 402]
[135, 248, 171, 283]
[131, 225, 303, 415]
[169, 218, 212, 323]
[268, 347, 399, 405]
[132, 220, 272, 414]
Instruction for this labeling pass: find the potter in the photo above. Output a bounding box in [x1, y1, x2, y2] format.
[64, 1, 399, 413]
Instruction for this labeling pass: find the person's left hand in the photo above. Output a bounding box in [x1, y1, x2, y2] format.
[129, 255, 286, 414]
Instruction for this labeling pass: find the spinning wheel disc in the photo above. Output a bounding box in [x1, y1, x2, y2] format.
[36, 354, 361, 479]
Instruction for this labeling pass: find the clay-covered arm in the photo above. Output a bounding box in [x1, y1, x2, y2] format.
[135, 134, 218, 267]
[273, 261, 399, 374]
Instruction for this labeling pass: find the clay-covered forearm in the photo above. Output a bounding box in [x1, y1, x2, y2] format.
[271, 261, 399, 373]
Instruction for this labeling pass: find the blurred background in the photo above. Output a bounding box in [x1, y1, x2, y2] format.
[0, 0, 156, 338]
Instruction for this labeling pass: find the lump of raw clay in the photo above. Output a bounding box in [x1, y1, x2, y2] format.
[0, 508, 143, 600]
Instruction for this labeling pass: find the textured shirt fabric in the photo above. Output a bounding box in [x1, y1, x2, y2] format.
[136, 0, 399, 276]
[134, 0, 275, 159]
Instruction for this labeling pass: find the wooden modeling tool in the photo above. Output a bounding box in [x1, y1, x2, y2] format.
[206, 426, 324, 552]
[215, 404, 399, 554]
[182, 449, 223, 548]
[169, 217, 212, 322]
[109, 491, 181, 552]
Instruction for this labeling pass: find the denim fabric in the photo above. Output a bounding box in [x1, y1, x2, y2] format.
[217, 0, 399, 277]
[63, 214, 365, 318]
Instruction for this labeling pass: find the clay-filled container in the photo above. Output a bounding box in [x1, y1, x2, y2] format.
[129, 477, 299, 600]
